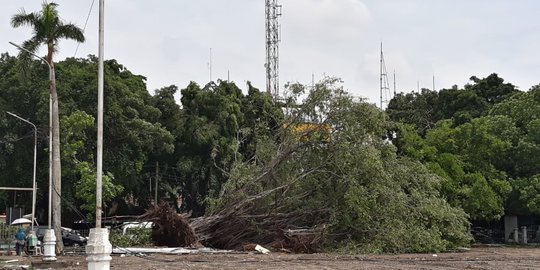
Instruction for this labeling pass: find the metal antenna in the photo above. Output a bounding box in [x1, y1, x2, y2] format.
[265, 0, 282, 99]
[209, 48, 212, 82]
[393, 70, 396, 96]
[379, 43, 391, 109]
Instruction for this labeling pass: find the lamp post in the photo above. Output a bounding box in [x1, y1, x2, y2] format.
[9, 41, 56, 261]
[8, 42, 53, 82]
[6, 112, 37, 232]
[86, 0, 112, 269]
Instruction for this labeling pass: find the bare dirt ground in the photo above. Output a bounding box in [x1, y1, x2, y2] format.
[5, 246, 540, 269]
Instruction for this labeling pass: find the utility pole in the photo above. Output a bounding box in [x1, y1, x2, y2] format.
[86, 0, 112, 268]
[96, 0, 104, 231]
[155, 162, 159, 204]
[6, 112, 37, 232]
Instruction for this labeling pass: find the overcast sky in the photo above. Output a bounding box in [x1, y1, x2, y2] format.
[1, 0, 539, 104]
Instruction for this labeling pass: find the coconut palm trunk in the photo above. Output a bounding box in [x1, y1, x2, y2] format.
[12, 2, 85, 254]
[47, 56, 63, 254]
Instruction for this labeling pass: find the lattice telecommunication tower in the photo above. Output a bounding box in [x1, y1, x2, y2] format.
[380, 43, 392, 109]
[265, 0, 282, 99]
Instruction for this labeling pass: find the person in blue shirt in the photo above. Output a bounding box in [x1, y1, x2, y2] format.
[15, 227, 26, 256]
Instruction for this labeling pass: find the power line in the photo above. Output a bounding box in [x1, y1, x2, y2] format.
[0, 131, 34, 144]
[74, 0, 96, 57]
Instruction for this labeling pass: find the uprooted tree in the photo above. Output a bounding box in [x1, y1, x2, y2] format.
[142, 203, 199, 247]
[181, 77, 471, 253]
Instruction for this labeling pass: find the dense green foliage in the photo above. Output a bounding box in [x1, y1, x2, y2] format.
[109, 227, 152, 247]
[388, 74, 540, 220]
[0, 54, 173, 221]
[168, 81, 282, 215]
[2, 48, 539, 252]
[0, 54, 283, 219]
[209, 78, 471, 253]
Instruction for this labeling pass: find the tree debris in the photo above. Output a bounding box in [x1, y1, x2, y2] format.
[141, 203, 199, 247]
[189, 210, 327, 253]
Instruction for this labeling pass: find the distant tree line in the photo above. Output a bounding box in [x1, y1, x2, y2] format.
[387, 73, 540, 220]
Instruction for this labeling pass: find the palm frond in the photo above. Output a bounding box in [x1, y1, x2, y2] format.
[17, 38, 43, 77]
[11, 1, 85, 64]
[11, 10, 39, 28]
[42, 2, 60, 38]
[55, 24, 85, 43]
[20, 38, 42, 55]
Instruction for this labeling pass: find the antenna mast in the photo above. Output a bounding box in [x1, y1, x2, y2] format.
[209, 48, 212, 82]
[265, 0, 282, 99]
[379, 43, 391, 109]
[393, 70, 396, 96]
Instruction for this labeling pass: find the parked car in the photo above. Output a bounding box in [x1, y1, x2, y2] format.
[34, 226, 87, 247]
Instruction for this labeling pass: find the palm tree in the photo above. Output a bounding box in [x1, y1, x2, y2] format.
[11, 1, 85, 253]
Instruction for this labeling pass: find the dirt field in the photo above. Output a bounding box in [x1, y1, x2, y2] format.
[4, 246, 540, 269]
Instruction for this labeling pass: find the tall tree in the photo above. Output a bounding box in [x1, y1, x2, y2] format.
[11, 1, 85, 252]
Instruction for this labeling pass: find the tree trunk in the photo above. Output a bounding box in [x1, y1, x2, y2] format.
[50, 65, 64, 253]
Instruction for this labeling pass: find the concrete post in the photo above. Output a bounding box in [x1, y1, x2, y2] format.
[86, 228, 112, 270]
[42, 229, 57, 261]
[513, 228, 519, 243]
[522, 226, 527, 244]
[504, 215, 518, 243]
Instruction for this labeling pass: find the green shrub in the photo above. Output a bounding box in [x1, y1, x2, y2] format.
[110, 227, 152, 247]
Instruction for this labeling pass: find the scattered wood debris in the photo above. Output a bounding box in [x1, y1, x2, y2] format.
[140, 202, 326, 253]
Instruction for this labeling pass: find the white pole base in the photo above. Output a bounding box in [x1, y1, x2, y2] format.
[86, 228, 112, 270]
[42, 229, 57, 261]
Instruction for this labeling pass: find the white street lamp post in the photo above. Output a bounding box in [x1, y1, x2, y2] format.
[8, 41, 56, 261]
[86, 0, 112, 269]
[8, 42, 52, 82]
[6, 112, 37, 233]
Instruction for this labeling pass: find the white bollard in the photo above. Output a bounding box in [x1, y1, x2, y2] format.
[513, 228, 519, 243]
[522, 226, 528, 244]
[42, 229, 57, 261]
[86, 228, 112, 270]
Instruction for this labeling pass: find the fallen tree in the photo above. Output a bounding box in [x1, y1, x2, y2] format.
[189, 210, 326, 252]
[140, 202, 325, 253]
[143, 78, 472, 253]
[199, 79, 471, 253]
